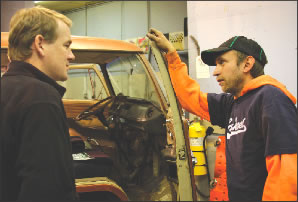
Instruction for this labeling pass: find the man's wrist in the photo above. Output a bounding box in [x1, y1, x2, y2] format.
[167, 47, 176, 53]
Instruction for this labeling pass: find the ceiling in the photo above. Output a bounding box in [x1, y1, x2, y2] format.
[34, 1, 110, 13]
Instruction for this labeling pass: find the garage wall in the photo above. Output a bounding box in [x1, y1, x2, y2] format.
[1, 1, 34, 32]
[87, 2, 122, 39]
[122, 1, 148, 40]
[66, 9, 86, 36]
[187, 1, 297, 101]
[150, 1, 187, 34]
[65, 1, 187, 40]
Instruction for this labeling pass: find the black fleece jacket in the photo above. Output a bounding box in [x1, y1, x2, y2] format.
[0, 61, 77, 200]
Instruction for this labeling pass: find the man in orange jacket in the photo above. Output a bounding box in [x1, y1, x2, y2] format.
[147, 28, 297, 201]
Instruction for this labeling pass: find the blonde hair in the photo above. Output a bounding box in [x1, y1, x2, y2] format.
[8, 6, 72, 61]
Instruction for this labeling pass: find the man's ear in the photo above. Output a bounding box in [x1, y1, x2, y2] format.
[243, 56, 255, 73]
[32, 35, 45, 57]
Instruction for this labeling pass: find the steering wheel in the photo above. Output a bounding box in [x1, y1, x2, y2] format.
[75, 96, 115, 122]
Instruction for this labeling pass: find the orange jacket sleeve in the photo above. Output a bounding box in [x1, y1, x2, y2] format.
[262, 153, 297, 201]
[165, 51, 210, 121]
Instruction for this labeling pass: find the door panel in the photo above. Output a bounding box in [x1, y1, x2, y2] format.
[149, 40, 196, 201]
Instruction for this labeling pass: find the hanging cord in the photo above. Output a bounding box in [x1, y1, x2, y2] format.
[195, 184, 210, 198]
[203, 126, 214, 186]
[88, 69, 96, 99]
[190, 35, 200, 56]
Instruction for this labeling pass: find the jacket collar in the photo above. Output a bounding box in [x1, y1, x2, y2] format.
[4, 60, 66, 97]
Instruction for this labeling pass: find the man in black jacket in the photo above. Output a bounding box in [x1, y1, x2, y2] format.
[0, 6, 77, 200]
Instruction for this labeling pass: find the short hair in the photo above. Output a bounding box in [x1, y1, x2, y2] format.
[8, 6, 72, 61]
[236, 50, 265, 78]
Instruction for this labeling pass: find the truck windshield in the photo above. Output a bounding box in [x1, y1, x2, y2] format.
[106, 55, 161, 105]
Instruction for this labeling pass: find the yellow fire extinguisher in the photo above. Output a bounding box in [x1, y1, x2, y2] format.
[189, 121, 207, 175]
